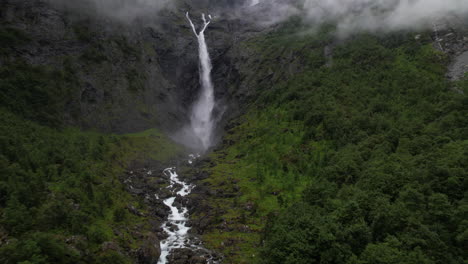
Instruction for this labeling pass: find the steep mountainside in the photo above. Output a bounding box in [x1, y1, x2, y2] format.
[187, 18, 468, 264]
[0, 0, 467, 264]
[0, 0, 267, 263]
[0, 0, 258, 134]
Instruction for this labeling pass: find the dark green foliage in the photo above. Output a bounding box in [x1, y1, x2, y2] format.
[114, 37, 140, 59]
[81, 45, 108, 64]
[255, 32, 468, 263]
[95, 251, 131, 264]
[0, 62, 74, 126]
[205, 25, 467, 263]
[0, 109, 146, 263]
[0, 26, 30, 55]
[126, 69, 146, 93]
[73, 23, 93, 42]
[0, 232, 80, 264]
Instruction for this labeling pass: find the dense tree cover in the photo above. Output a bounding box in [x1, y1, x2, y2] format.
[199, 20, 467, 263]
[257, 31, 468, 263]
[0, 58, 180, 263]
[0, 102, 182, 263]
[0, 109, 138, 263]
[0, 19, 186, 263]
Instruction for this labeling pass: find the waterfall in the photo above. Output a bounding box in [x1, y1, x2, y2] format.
[186, 12, 215, 151]
[155, 14, 220, 263]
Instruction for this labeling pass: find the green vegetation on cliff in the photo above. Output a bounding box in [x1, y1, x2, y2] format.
[0, 56, 181, 263]
[0, 107, 180, 263]
[0, 61, 77, 127]
[197, 20, 468, 264]
[0, 12, 187, 264]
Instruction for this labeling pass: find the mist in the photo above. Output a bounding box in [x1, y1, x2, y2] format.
[303, 0, 468, 36]
[46, 0, 173, 23]
[248, 0, 468, 36]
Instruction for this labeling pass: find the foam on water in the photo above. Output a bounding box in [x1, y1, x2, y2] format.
[157, 167, 195, 264]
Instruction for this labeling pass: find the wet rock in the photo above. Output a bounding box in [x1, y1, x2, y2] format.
[173, 200, 183, 210]
[158, 188, 173, 199]
[136, 233, 161, 264]
[127, 205, 145, 217]
[168, 248, 211, 264]
[129, 187, 145, 195]
[155, 207, 170, 218]
[193, 170, 210, 180]
[157, 179, 167, 184]
[190, 256, 207, 264]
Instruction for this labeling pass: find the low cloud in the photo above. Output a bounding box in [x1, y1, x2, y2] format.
[250, 0, 468, 36]
[304, 0, 468, 36]
[47, 0, 173, 23]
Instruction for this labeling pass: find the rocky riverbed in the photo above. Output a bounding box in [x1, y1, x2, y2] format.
[123, 157, 223, 264]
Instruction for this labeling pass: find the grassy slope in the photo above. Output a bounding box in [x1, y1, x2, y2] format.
[195, 20, 468, 263]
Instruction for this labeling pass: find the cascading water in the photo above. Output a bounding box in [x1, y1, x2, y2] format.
[157, 155, 218, 264]
[187, 12, 215, 151]
[157, 166, 195, 264]
[156, 13, 220, 264]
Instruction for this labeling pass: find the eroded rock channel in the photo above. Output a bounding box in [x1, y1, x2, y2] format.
[124, 157, 221, 264]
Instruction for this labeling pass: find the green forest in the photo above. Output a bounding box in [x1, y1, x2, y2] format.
[195, 20, 468, 264]
[1, 1, 467, 264]
[0, 62, 180, 263]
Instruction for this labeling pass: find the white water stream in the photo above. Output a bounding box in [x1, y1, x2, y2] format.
[157, 166, 195, 264]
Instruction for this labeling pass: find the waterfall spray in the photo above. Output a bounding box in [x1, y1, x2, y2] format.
[186, 12, 215, 151]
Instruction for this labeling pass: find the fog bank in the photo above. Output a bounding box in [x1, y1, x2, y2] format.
[248, 0, 468, 35]
[47, 0, 173, 22]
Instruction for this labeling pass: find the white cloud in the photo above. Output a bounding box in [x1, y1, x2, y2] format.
[302, 0, 468, 35]
[250, 0, 468, 36]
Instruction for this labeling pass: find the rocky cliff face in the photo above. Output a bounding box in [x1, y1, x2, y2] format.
[2, 0, 170, 132]
[432, 18, 468, 81]
[0, 0, 266, 136]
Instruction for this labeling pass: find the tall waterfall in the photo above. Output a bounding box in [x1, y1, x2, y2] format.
[186, 12, 215, 151]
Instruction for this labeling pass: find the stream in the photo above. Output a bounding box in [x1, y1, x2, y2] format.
[157, 166, 194, 264]
[157, 12, 219, 264]
[157, 156, 218, 264]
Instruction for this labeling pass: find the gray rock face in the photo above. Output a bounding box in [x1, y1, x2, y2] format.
[432, 17, 468, 81]
[0, 0, 269, 138]
[1, 0, 185, 133]
[448, 51, 468, 81]
[0, 1, 209, 133]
